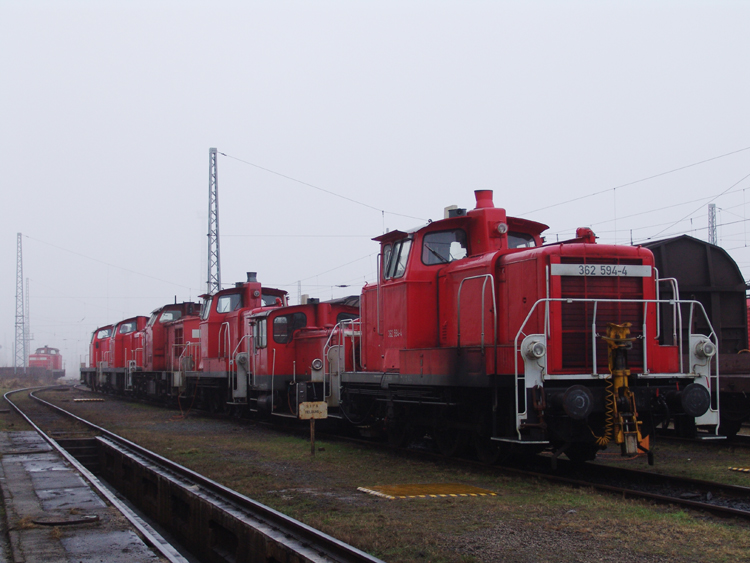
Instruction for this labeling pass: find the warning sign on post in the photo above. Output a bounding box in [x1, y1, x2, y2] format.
[298, 401, 328, 420]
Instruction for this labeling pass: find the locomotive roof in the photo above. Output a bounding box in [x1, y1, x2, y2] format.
[247, 295, 360, 319]
[372, 214, 548, 244]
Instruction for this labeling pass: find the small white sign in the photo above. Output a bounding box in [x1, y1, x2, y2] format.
[299, 401, 328, 420]
[550, 264, 652, 278]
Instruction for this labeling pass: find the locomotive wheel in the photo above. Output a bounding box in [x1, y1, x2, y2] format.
[472, 412, 502, 464]
[719, 417, 743, 439]
[207, 392, 224, 413]
[386, 405, 415, 447]
[564, 443, 599, 463]
[387, 419, 414, 447]
[433, 425, 469, 457]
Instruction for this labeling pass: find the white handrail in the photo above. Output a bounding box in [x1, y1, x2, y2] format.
[512, 297, 717, 429]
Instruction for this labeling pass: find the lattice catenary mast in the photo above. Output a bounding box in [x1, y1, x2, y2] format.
[207, 147, 222, 295]
[25, 277, 31, 367]
[708, 203, 717, 245]
[14, 233, 26, 372]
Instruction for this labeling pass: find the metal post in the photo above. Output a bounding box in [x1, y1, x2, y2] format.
[25, 277, 31, 367]
[207, 148, 221, 295]
[15, 233, 26, 372]
[310, 419, 316, 456]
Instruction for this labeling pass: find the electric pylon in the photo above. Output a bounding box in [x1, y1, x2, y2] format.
[14, 233, 26, 372]
[25, 277, 31, 366]
[207, 147, 221, 295]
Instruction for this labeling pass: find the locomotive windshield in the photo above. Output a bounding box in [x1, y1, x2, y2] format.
[119, 322, 136, 334]
[200, 298, 212, 320]
[217, 293, 242, 313]
[508, 232, 536, 249]
[159, 311, 182, 323]
[384, 239, 411, 279]
[337, 312, 359, 323]
[421, 229, 468, 265]
[272, 312, 307, 344]
[96, 328, 112, 339]
[261, 293, 282, 307]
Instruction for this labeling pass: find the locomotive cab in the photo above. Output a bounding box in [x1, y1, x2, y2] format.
[29, 346, 65, 379]
[80, 324, 114, 390]
[240, 297, 360, 417]
[143, 301, 201, 372]
[107, 316, 149, 392]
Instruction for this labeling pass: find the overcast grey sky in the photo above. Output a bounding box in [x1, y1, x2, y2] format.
[2, 1, 749, 370]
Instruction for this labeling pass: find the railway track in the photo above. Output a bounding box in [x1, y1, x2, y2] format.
[52, 385, 750, 522]
[5, 385, 385, 563]
[299, 424, 750, 521]
[530, 460, 750, 520]
[240, 406, 750, 522]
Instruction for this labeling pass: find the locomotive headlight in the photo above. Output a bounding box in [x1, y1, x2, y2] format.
[524, 340, 546, 360]
[694, 339, 716, 358]
[311, 358, 324, 371]
[496, 222, 508, 235]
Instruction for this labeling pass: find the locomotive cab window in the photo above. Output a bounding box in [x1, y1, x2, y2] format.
[337, 312, 359, 323]
[119, 322, 136, 335]
[272, 312, 307, 344]
[507, 232, 536, 249]
[253, 318, 267, 349]
[200, 298, 212, 320]
[421, 229, 468, 265]
[217, 293, 242, 313]
[262, 293, 283, 307]
[160, 311, 181, 323]
[382, 244, 393, 278]
[384, 239, 412, 280]
[96, 328, 112, 339]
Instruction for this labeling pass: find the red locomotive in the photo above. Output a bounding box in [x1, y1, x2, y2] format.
[29, 346, 65, 378]
[81, 190, 721, 464]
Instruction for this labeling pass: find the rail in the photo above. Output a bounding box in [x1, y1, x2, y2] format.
[3, 387, 188, 563]
[6, 387, 384, 563]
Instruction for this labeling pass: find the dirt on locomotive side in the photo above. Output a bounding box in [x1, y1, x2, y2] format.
[32, 386, 750, 563]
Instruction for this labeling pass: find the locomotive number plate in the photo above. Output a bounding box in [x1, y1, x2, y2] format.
[550, 264, 652, 277]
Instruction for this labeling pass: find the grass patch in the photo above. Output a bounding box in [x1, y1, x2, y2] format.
[38, 387, 750, 563]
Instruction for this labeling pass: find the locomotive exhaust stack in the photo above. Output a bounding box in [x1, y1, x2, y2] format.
[474, 189, 495, 209]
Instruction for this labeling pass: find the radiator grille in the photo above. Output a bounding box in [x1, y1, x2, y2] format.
[559, 258, 644, 371]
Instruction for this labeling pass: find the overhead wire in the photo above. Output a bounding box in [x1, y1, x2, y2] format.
[643, 170, 750, 241]
[24, 235, 199, 293]
[219, 152, 428, 222]
[521, 145, 750, 216]
[545, 175, 750, 241]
